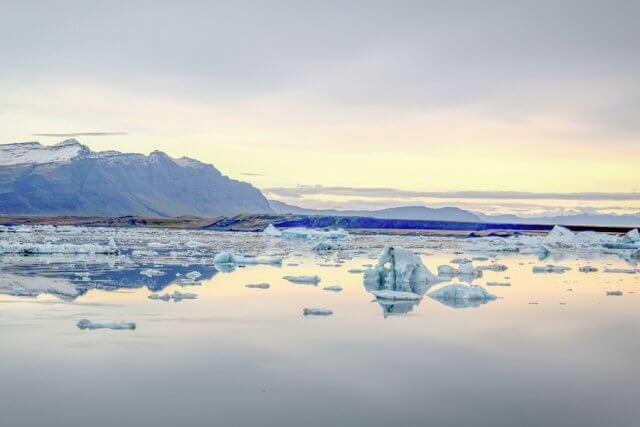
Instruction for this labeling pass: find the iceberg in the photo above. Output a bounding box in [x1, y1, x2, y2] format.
[172, 290, 198, 301]
[148, 293, 171, 301]
[246, 283, 270, 289]
[323, 285, 343, 292]
[437, 262, 482, 278]
[0, 241, 118, 255]
[263, 224, 282, 237]
[428, 284, 497, 308]
[620, 229, 640, 243]
[486, 282, 511, 287]
[542, 225, 616, 250]
[140, 268, 165, 278]
[477, 264, 508, 272]
[77, 319, 136, 330]
[282, 227, 349, 240]
[283, 275, 320, 285]
[606, 290, 623, 296]
[363, 246, 442, 296]
[312, 241, 338, 251]
[532, 265, 571, 273]
[185, 271, 201, 280]
[603, 268, 636, 274]
[213, 252, 284, 265]
[579, 266, 598, 273]
[303, 308, 333, 316]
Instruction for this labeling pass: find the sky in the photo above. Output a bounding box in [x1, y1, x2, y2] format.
[1, 1, 639, 216]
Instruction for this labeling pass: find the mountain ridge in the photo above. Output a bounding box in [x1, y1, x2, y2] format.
[0, 140, 272, 217]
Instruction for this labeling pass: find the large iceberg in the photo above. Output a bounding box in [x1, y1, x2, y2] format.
[363, 246, 442, 298]
[542, 225, 616, 250]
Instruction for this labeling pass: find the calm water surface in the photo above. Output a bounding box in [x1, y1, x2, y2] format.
[1, 230, 639, 427]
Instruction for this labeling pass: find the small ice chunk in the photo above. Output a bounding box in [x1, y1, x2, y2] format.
[371, 290, 422, 301]
[246, 283, 270, 289]
[477, 264, 508, 272]
[283, 275, 320, 285]
[303, 308, 333, 316]
[348, 268, 366, 274]
[606, 290, 623, 296]
[77, 319, 136, 330]
[450, 257, 472, 264]
[172, 290, 198, 301]
[532, 265, 571, 274]
[148, 293, 171, 301]
[312, 241, 338, 251]
[140, 268, 165, 277]
[323, 285, 343, 292]
[579, 266, 598, 273]
[185, 271, 201, 280]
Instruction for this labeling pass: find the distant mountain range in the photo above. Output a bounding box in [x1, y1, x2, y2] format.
[269, 200, 640, 227]
[0, 140, 271, 217]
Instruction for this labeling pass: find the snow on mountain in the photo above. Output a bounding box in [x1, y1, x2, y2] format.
[0, 139, 272, 217]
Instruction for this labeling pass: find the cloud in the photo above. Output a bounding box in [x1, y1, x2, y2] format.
[263, 185, 640, 201]
[32, 132, 127, 137]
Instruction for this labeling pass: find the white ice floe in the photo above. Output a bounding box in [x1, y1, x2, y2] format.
[213, 252, 284, 265]
[437, 262, 482, 278]
[246, 283, 270, 289]
[140, 268, 165, 277]
[283, 275, 320, 284]
[606, 290, 623, 296]
[364, 246, 442, 296]
[303, 307, 333, 316]
[185, 271, 201, 280]
[532, 265, 571, 273]
[282, 227, 349, 240]
[428, 284, 497, 302]
[477, 264, 508, 272]
[263, 224, 282, 237]
[77, 319, 136, 330]
[172, 290, 198, 301]
[371, 290, 422, 301]
[312, 241, 339, 251]
[323, 285, 343, 292]
[450, 257, 472, 265]
[486, 282, 511, 286]
[148, 293, 171, 301]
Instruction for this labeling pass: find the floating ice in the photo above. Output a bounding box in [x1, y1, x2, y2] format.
[263, 224, 282, 237]
[323, 285, 343, 292]
[579, 266, 598, 273]
[606, 290, 623, 296]
[363, 246, 442, 296]
[348, 268, 366, 274]
[172, 290, 198, 301]
[185, 271, 201, 280]
[282, 227, 349, 240]
[532, 265, 571, 273]
[77, 319, 136, 330]
[246, 283, 270, 289]
[283, 275, 320, 285]
[450, 257, 472, 264]
[312, 241, 338, 251]
[620, 229, 640, 243]
[542, 225, 617, 250]
[148, 293, 171, 301]
[428, 284, 496, 307]
[437, 262, 482, 278]
[213, 252, 284, 265]
[140, 268, 165, 277]
[477, 264, 508, 272]
[303, 308, 333, 316]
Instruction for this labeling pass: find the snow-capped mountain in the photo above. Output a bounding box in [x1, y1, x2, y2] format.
[0, 139, 272, 217]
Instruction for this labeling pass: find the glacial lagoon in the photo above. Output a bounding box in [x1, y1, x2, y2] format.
[1, 225, 639, 427]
